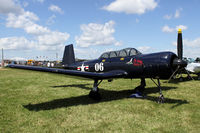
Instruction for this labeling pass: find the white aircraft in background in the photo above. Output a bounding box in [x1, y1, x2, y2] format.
[185, 62, 200, 79]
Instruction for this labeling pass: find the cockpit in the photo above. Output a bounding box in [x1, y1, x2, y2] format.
[99, 48, 142, 59]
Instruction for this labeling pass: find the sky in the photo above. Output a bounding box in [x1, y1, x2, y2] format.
[0, 0, 200, 61]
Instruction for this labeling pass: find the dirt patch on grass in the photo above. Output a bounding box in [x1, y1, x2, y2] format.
[0, 68, 8, 70]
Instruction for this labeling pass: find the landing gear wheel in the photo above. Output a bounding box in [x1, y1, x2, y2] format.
[89, 90, 101, 100]
[157, 94, 165, 103]
[179, 77, 183, 81]
[133, 86, 144, 93]
[187, 76, 192, 80]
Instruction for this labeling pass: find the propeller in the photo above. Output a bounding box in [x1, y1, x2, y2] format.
[168, 29, 192, 82]
[177, 29, 183, 59]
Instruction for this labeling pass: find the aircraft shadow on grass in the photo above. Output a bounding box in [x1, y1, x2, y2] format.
[51, 84, 91, 90]
[167, 76, 200, 84]
[23, 84, 189, 111]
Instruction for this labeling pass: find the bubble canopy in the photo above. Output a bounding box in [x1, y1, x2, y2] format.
[99, 48, 142, 59]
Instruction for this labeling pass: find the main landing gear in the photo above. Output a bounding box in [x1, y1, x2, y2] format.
[89, 78, 165, 103]
[89, 79, 102, 100]
[134, 78, 146, 93]
[151, 78, 165, 103]
[132, 78, 165, 103]
[168, 66, 194, 82]
[130, 78, 146, 98]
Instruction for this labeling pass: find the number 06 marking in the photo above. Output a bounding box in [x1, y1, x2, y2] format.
[95, 63, 104, 71]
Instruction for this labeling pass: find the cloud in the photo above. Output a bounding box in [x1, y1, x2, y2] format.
[6, 11, 39, 29]
[136, 18, 140, 23]
[75, 21, 121, 47]
[36, 0, 45, 3]
[0, 0, 23, 15]
[48, 4, 64, 14]
[115, 41, 123, 46]
[103, 0, 158, 15]
[0, 32, 69, 51]
[137, 46, 151, 53]
[164, 8, 182, 20]
[163, 14, 172, 20]
[46, 14, 56, 25]
[0, 37, 35, 50]
[174, 8, 182, 18]
[162, 25, 187, 33]
[184, 38, 200, 47]
[5, 11, 70, 50]
[183, 48, 200, 58]
[6, 11, 51, 36]
[162, 25, 174, 33]
[172, 37, 200, 58]
[23, 1, 29, 7]
[0, 0, 70, 51]
[176, 25, 187, 31]
[37, 31, 69, 46]
[74, 48, 101, 59]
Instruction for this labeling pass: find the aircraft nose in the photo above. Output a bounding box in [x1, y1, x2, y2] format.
[172, 58, 187, 68]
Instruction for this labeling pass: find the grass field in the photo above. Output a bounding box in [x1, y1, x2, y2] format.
[0, 68, 200, 133]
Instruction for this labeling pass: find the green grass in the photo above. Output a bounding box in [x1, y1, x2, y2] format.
[0, 68, 200, 133]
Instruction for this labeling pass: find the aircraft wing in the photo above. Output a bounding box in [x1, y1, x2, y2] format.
[7, 64, 128, 80]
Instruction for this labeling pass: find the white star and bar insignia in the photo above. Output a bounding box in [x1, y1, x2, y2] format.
[77, 64, 89, 72]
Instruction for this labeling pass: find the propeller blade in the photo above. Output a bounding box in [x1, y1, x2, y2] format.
[177, 29, 183, 59]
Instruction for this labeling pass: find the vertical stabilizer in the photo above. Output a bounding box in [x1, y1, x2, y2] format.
[62, 44, 75, 66]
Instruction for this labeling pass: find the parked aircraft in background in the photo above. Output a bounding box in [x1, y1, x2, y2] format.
[186, 62, 200, 79]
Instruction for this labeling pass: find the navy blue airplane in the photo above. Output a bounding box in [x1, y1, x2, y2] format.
[8, 29, 187, 103]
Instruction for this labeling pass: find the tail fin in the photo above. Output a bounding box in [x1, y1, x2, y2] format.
[62, 44, 75, 66]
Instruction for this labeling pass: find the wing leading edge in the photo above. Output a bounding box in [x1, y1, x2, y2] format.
[7, 64, 128, 80]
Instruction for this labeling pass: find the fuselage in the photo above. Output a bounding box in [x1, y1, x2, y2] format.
[66, 51, 178, 79]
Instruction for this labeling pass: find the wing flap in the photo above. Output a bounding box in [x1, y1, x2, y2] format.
[7, 64, 128, 80]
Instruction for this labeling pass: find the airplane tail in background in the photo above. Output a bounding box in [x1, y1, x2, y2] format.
[62, 44, 75, 66]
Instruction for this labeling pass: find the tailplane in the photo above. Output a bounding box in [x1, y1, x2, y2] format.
[62, 44, 75, 66]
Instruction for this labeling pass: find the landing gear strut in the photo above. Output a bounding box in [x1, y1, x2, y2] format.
[133, 78, 146, 94]
[89, 79, 102, 100]
[151, 78, 165, 103]
[130, 78, 146, 98]
[197, 74, 200, 80]
[168, 66, 194, 82]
